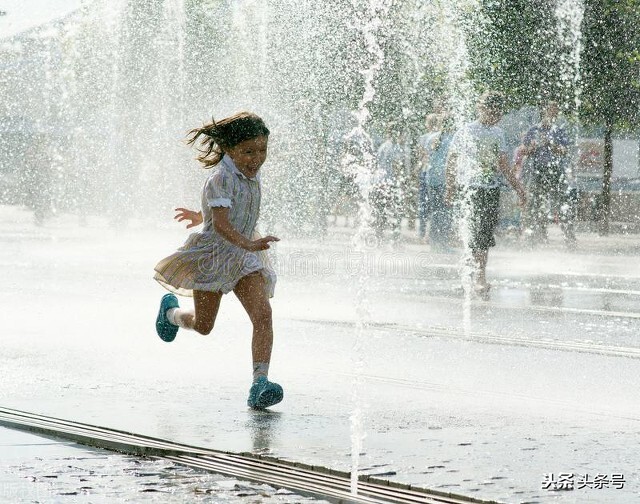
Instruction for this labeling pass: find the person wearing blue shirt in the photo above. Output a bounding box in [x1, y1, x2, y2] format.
[522, 101, 576, 248]
[424, 115, 455, 251]
[416, 113, 441, 240]
[372, 125, 405, 240]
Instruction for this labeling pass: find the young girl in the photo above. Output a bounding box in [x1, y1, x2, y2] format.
[153, 111, 283, 409]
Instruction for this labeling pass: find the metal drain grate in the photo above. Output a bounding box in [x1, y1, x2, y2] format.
[0, 406, 497, 504]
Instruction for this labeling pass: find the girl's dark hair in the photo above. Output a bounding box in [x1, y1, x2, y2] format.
[187, 112, 270, 168]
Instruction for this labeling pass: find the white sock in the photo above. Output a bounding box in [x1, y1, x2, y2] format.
[253, 362, 269, 382]
[166, 307, 179, 326]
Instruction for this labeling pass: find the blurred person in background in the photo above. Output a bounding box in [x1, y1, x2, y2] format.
[521, 101, 576, 249]
[424, 114, 455, 252]
[22, 134, 53, 226]
[372, 123, 405, 241]
[416, 113, 441, 241]
[446, 91, 526, 293]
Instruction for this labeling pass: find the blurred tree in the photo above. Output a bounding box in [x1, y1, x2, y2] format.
[465, 0, 563, 110]
[581, 0, 640, 234]
[372, 1, 446, 135]
[467, 0, 640, 234]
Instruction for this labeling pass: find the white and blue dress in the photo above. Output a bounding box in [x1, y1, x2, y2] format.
[154, 155, 276, 297]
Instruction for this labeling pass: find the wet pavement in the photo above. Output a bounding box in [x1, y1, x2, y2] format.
[0, 427, 326, 503]
[1, 205, 639, 503]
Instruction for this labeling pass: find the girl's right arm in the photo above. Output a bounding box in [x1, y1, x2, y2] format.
[174, 207, 203, 228]
[212, 207, 279, 251]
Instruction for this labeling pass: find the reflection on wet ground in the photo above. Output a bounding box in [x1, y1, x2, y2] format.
[390, 280, 639, 322]
[246, 409, 284, 455]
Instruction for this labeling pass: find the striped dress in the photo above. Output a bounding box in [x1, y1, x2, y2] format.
[153, 155, 276, 297]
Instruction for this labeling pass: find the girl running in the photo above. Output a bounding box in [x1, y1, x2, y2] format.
[153, 112, 283, 409]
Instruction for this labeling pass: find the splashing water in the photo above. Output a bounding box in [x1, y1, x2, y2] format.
[432, 1, 478, 336]
[345, 0, 392, 495]
[554, 0, 585, 114]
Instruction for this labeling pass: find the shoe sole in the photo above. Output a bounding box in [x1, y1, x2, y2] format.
[157, 322, 178, 343]
[156, 294, 179, 343]
[252, 387, 284, 409]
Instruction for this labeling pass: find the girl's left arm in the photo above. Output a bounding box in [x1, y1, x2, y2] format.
[212, 207, 279, 251]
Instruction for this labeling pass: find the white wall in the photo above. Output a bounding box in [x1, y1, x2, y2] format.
[613, 139, 640, 179]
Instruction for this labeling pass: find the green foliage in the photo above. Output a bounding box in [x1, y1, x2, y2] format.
[466, 0, 640, 130]
[580, 0, 640, 129]
[465, 0, 562, 110]
[369, 1, 446, 136]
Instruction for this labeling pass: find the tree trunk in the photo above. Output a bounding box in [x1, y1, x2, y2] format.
[599, 123, 613, 235]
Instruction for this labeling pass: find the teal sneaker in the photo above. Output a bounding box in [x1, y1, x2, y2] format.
[247, 376, 283, 409]
[156, 293, 179, 342]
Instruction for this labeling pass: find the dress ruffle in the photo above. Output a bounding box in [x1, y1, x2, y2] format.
[153, 230, 276, 298]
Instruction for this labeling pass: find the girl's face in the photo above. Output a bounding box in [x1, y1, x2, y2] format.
[225, 135, 268, 179]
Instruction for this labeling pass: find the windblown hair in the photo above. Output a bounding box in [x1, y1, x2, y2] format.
[187, 112, 270, 168]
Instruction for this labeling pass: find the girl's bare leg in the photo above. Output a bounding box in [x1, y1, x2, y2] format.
[234, 272, 283, 408]
[233, 272, 273, 366]
[172, 290, 222, 335]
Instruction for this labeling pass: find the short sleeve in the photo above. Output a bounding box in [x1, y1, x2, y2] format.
[205, 169, 234, 208]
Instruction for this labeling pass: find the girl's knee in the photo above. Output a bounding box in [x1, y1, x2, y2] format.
[194, 320, 214, 335]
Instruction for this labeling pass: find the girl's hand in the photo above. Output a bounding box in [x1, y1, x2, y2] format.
[174, 207, 203, 228]
[247, 235, 280, 251]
